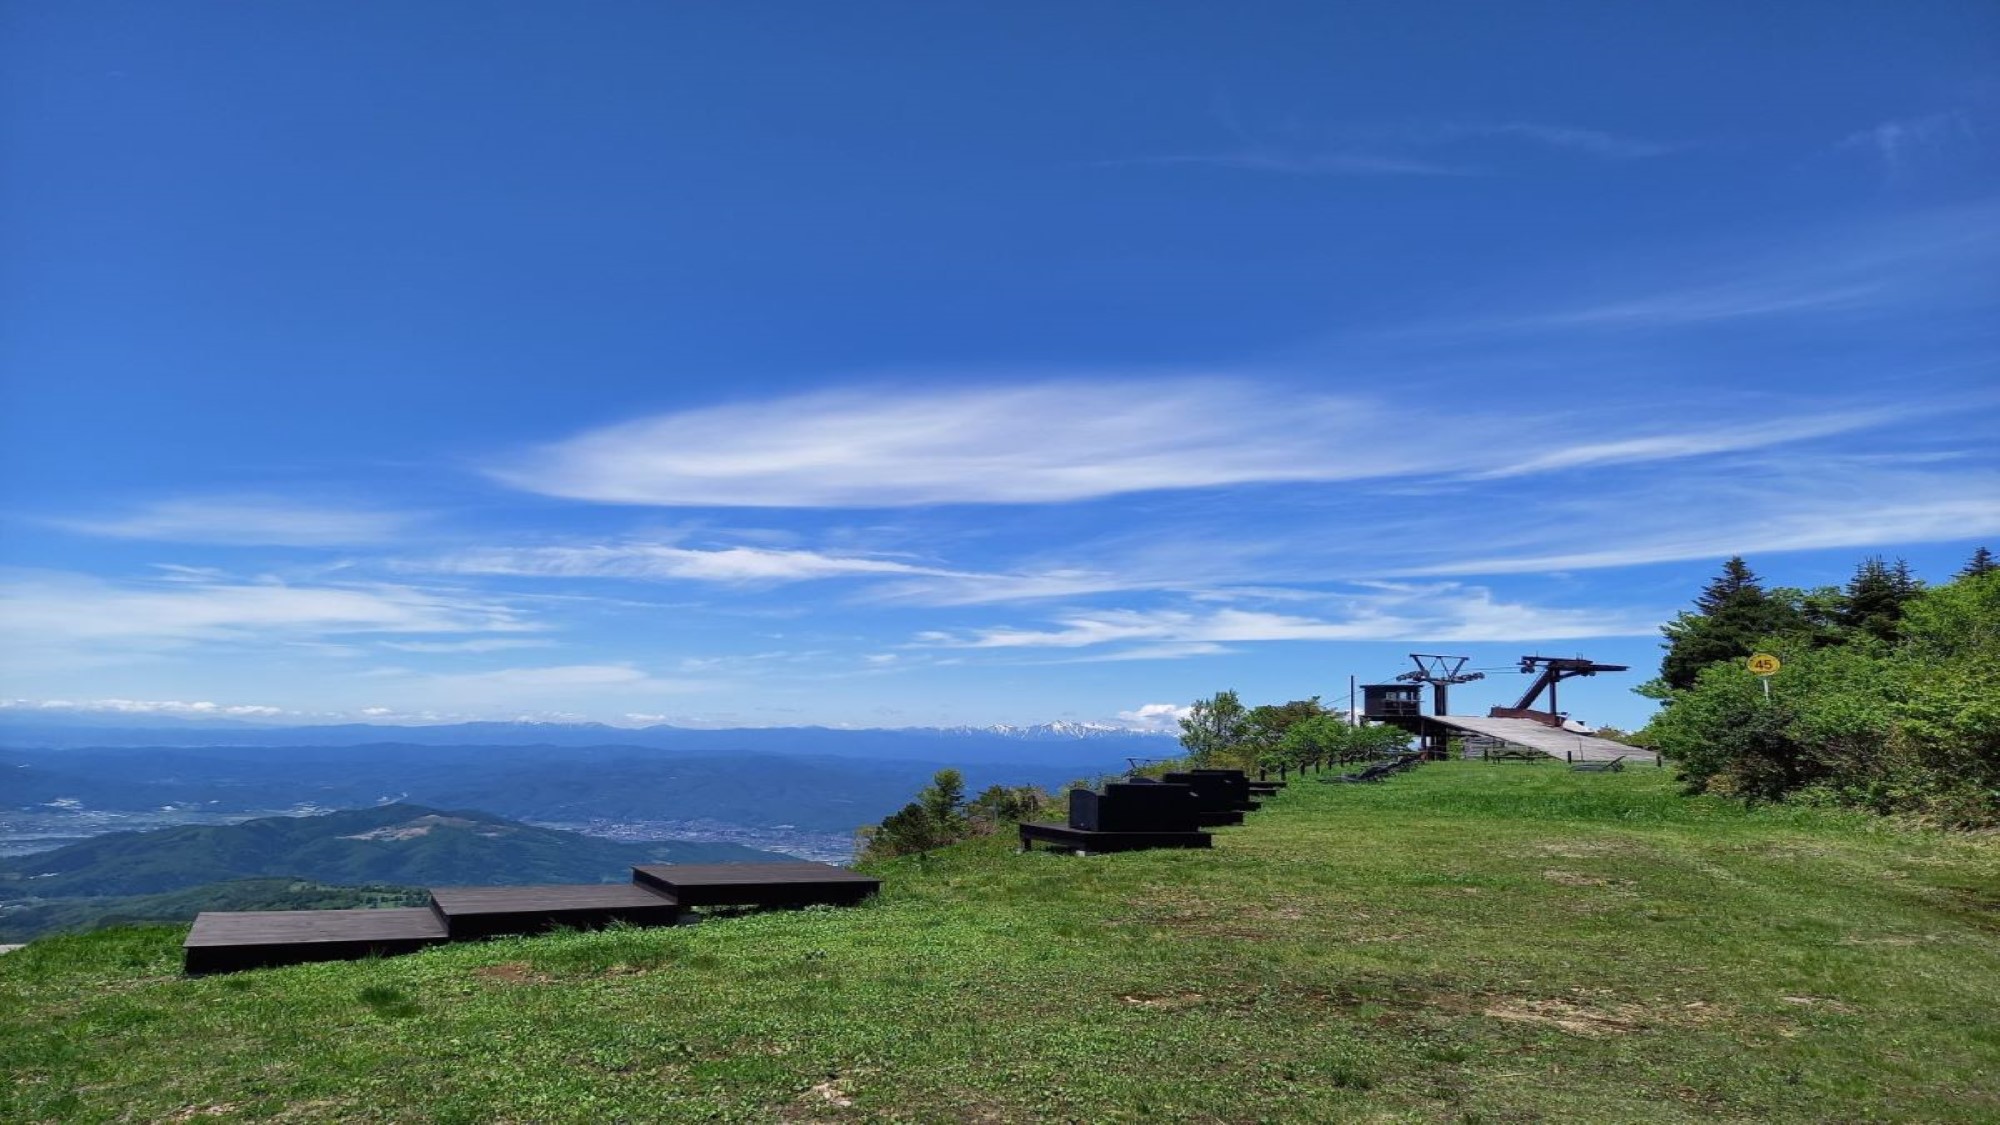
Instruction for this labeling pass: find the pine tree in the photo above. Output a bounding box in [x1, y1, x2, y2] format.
[1696, 556, 1764, 615]
[1841, 556, 1919, 644]
[1959, 546, 1996, 580]
[1659, 557, 1796, 690]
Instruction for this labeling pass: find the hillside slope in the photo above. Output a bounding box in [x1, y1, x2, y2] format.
[0, 878, 425, 943]
[0, 804, 787, 898]
[3, 765, 1996, 1122]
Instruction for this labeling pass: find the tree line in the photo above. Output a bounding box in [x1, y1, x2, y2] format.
[1645, 547, 1997, 825]
[860, 695, 1417, 859]
[1177, 692, 1411, 772]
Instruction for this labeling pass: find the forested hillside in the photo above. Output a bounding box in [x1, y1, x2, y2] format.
[0, 804, 784, 899]
[1644, 549, 1998, 824]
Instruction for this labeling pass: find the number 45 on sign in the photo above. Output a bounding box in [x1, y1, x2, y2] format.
[1747, 653, 1781, 699]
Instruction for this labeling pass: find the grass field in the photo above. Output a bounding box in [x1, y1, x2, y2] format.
[3, 762, 1996, 1122]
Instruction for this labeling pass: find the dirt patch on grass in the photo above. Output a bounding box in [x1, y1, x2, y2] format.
[1780, 996, 1857, 1014]
[1121, 991, 1204, 1011]
[474, 962, 551, 985]
[1431, 988, 1728, 1038]
[166, 1105, 239, 1122]
[805, 1079, 853, 1107]
[1541, 869, 1638, 890]
[1481, 998, 1646, 1037]
[1527, 839, 1645, 859]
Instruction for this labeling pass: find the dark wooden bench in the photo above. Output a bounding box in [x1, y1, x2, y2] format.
[1018, 782, 1213, 854]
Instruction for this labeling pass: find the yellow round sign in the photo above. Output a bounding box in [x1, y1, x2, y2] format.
[1747, 653, 1782, 676]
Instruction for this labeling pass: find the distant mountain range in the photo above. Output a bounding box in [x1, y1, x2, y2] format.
[0, 803, 786, 900]
[0, 720, 1169, 837]
[0, 717, 1175, 759]
[2, 742, 1136, 832]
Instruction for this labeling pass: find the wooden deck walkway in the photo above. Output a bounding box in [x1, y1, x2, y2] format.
[632, 861, 881, 908]
[183, 860, 880, 975]
[429, 883, 682, 940]
[185, 907, 447, 975]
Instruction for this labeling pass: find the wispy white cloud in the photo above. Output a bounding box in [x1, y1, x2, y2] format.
[1099, 150, 1471, 177]
[1104, 116, 1671, 179]
[0, 697, 289, 719]
[1464, 408, 1918, 479]
[58, 496, 423, 546]
[1393, 453, 2000, 576]
[427, 542, 961, 583]
[338, 662, 711, 718]
[492, 380, 1399, 507]
[1495, 280, 1887, 331]
[915, 585, 1657, 656]
[492, 381, 1911, 511]
[414, 663, 684, 690]
[1417, 203, 2000, 338]
[1840, 110, 1979, 178]
[1469, 121, 1675, 159]
[377, 638, 557, 654]
[0, 571, 535, 654]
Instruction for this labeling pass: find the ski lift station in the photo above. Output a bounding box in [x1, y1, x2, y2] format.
[1362, 654, 1636, 763]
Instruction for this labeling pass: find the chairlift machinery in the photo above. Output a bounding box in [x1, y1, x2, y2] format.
[1361, 652, 1630, 754]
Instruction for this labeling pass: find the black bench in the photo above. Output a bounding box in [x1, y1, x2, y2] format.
[1162, 770, 1259, 820]
[1018, 782, 1213, 854]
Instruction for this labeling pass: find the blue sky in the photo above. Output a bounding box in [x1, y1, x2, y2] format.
[3, 2, 1996, 732]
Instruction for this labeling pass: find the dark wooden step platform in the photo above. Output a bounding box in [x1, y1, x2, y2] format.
[428, 883, 682, 940]
[1248, 781, 1284, 795]
[1194, 809, 1246, 827]
[185, 907, 447, 975]
[1018, 822, 1213, 855]
[632, 861, 881, 908]
[185, 861, 881, 974]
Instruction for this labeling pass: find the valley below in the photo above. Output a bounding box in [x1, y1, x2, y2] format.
[0, 719, 1156, 940]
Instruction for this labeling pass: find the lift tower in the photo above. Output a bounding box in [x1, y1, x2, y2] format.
[1489, 655, 1631, 727]
[1393, 654, 1485, 754]
[1394, 653, 1485, 717]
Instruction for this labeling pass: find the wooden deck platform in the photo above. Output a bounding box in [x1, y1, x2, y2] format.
[184, 860, 881, 974]
[1018, 822, 1213, 855]
[428, 883, 682, 940]
[632, 861, 881, 908]
[1194, 809, 1246, 827]
[185, 907, 447, 975]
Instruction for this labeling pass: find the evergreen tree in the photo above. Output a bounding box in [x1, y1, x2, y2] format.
[1959, 546, 1996, 580]
[919, 768, 967, 834]
[862, 768, 971, 858]
[1840, 556, 1920, 644]
[1697, 556, 1764, 614]
[1659, 557, 1797, 690]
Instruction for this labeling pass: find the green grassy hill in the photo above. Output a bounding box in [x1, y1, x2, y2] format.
[3, 764, 1996, 1122]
